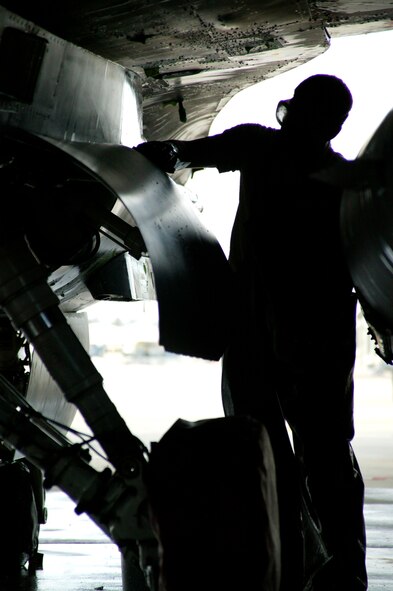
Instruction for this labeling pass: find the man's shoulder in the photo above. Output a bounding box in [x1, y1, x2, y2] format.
[204, 123, 277, 171]
[327, 146, 347, 164]
[221, 123, 277, 140]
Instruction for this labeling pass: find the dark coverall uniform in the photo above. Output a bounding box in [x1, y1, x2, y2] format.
[149, 123, 367, 591]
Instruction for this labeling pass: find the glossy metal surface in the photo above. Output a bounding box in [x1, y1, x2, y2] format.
[43, 136, 232, 360]
[0, 7, 143, 147]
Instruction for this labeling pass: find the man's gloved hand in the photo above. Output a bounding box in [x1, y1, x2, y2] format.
[134, 141, 179, 173]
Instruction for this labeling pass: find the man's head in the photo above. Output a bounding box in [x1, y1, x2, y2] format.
[277, 74, 353, 144]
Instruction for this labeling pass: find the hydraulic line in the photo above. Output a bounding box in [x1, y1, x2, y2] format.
[0, 373, 72, 450]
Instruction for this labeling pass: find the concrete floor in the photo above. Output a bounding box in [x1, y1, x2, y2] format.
[364, 488, 393, 590]
[0, 488, 122, 591]
[0, 485, 391, 591]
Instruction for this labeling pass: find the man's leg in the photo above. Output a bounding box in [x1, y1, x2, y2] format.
[222, 332, 306, 591]
[280, 295, 367, 590]
[299, 437, 367, 591]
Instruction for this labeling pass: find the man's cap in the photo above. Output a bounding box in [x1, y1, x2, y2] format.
[277, 74, 353, 125]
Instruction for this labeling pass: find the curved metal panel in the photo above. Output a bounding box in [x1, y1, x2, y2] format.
[341, 109, 393, 322]
[40, 137, 233, 361]
[341, 109, 393, 361]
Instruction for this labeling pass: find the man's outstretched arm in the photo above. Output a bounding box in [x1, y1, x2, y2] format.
[134, 125, 258, 173]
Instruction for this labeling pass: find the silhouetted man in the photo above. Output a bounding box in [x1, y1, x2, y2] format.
[136, 74, 367, 591]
